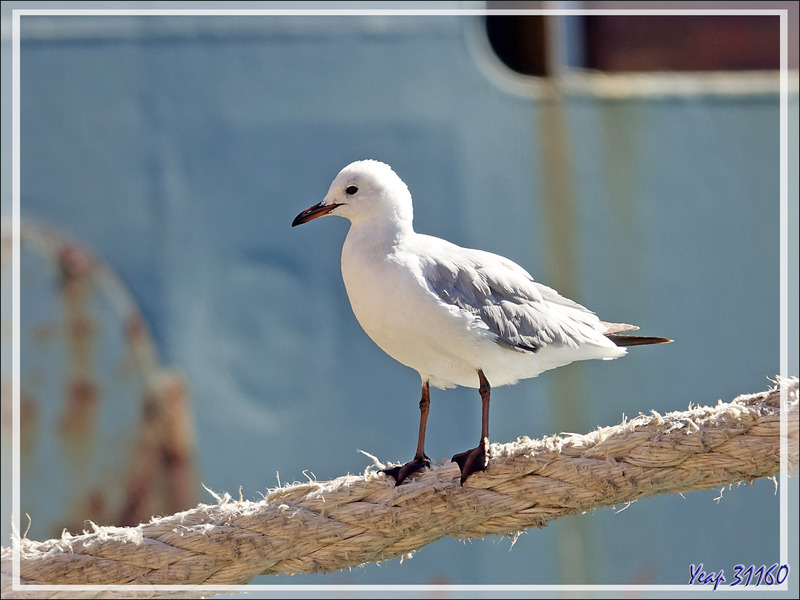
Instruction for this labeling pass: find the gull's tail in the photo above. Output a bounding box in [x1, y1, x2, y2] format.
[601, 321, 673, 347]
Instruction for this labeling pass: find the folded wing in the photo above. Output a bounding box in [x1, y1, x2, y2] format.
[420, 243, 612, 353]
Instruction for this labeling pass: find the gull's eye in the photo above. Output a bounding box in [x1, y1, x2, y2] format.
[345, 185, 358, 196]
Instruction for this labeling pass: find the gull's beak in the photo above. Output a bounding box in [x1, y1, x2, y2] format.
[292, 202, 342, 227]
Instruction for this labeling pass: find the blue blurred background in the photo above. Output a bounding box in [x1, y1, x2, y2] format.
[2, 1, 798, 593]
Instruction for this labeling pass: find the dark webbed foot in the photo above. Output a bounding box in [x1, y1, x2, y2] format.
[451, 437, 488, 484]
[382, 454, 430, 486]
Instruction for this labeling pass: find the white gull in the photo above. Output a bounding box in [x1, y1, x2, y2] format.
[292, 160, 671, 485]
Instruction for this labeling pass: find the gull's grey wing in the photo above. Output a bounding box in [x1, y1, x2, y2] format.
[419, 241, 605, 353]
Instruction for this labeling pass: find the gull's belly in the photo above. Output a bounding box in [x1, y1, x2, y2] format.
[341, 250, 495, 388]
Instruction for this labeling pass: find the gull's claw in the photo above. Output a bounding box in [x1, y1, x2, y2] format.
[382, 455, 430, 486]
[451, 438, 488, 484]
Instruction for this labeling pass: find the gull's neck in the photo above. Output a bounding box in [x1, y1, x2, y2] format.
[345, 212, 415, 254]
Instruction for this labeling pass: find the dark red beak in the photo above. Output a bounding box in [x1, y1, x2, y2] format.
[292, 202, 342, 227]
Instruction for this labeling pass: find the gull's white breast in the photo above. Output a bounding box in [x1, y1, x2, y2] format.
[341, 232, 482, 388]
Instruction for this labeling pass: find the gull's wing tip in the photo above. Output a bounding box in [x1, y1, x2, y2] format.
[606, 334, 673, 347]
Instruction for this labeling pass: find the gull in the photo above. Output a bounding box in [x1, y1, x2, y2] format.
[292, 160, 671, 485]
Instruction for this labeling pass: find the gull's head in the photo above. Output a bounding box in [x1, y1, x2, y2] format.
[292, 160, 413, 228]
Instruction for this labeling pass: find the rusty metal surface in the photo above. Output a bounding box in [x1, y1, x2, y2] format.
[1, 222, 197, 542]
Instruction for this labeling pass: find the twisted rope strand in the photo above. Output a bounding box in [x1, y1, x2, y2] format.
[2, 377, 797, 598]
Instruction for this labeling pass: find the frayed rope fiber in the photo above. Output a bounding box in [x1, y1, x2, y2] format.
[2, 377, 797, 598]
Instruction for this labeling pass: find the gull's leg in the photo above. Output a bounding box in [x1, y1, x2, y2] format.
[452, 370, 490, 484]
[383, 381, 432, 486]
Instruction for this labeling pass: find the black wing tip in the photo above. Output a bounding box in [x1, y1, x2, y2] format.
[606, 334, 673, 347]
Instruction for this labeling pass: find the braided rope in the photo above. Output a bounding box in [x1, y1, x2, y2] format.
[3, 377, 797, 598]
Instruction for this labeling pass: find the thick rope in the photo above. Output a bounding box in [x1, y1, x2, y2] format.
[2, 377, 797, 598]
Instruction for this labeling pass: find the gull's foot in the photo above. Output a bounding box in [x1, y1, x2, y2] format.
[451, 438, 488, 484]
[382, 455, 430, 486]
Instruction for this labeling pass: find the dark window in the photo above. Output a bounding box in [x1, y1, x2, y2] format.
[486, 15, 551, 76]
[486, 12, 787, 75]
